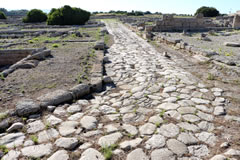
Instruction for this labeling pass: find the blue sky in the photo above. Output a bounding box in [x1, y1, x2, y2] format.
[1, 0, 239, 14]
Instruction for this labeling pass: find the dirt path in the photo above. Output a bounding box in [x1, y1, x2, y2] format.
[0, 21, 239, 160]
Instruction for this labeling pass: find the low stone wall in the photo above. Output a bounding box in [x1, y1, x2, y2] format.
[152, 14, 217, 32]
[0, 48, 51, 77]
[0, 49, 37, 66]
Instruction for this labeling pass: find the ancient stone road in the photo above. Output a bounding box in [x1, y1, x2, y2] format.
[0, 21, 235, 160]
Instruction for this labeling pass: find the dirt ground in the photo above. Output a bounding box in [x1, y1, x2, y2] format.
[157, 30, 240, 66]
[0, 21, 106, 112]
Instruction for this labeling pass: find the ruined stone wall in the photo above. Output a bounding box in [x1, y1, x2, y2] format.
[0, 49, 35, 66]
[152, 15, 217, 32]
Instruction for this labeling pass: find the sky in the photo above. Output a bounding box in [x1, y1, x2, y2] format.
[1, 0, 239, 14]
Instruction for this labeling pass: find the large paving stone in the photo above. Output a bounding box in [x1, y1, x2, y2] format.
[145, 135, 165, 149]
[38, 90, 73, 107]
[196, 132, 216, 146]
[122, 124, 138, 136]
[210, 155, 227, 160]
[158, 103, 180, 110]
[59, 121, 78, 136]
[16, 99, 40, 116]
[120, 138, 142, 150]
[46, 115, 63, 125]
[151, 148, 175, 160]
[55, 137, 79, 150]
[27, 120, 45, 134]
[98, 132, 122, 147]
[2, 150, 20, 160]
[167, 139, 188, 156]
[127, 148, 149, 160]
[79, 148, 104, 160]
[139, 123, 156, 135]
[80, 116, 97, 130]
[38, 128, 59, 143]
[0, 132, 25, 148]
[21, 143, 53, 158]
[158, 123, 179, 137]
[188, 145, 209, 157]
[47, 150, 69, 160]
[67, 104, 82, 114]
[177, 133, 198, 145]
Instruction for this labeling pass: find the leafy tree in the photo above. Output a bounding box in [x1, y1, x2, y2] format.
[47, 5, 90, 25]
[195, 6, 220, 17]
[0, 11, 6, 19]
[23, 9, 47, 23]
[144, 11, 152, 15]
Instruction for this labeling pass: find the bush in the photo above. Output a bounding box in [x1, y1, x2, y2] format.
[0, 11, 6, 19]
[47, 5, 91, 25]
[23, 9, 47, 23]
[195, 6, 220, 17]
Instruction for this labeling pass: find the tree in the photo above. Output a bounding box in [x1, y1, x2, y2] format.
[195, 6, 220, 17]
[0, 11, 7, 19]
[23, 9, 47, 23]
[47, 5, 90, 25]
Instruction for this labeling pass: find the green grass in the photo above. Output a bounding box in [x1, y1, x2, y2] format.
[100, 144, 118, 160]
[30, 135, 38, 144]
[0, 145, 8, 154]
[0, 113, 7, 121]
[155, 122, 161, 127]
[0, 73, 5, 81]
[52, 43, 59, 48]
[104, 33, 110, 44]
[207, 73, 215, 80]
[159, 109, 166, 117]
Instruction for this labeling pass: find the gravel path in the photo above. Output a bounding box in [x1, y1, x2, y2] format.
[0, 21, 237, 160]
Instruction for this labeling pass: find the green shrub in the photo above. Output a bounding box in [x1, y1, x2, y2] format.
[23, 9, 47, 23]
[52, 43, 59, 48]
[195, 6, 220, 17]
[47, 5, 90, 25]
[0, 11, 6, 19]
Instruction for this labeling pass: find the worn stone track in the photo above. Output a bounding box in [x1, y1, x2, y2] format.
[0, 21, 237, 160]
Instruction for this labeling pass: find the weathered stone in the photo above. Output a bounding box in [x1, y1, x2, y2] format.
[27, 120, 45, 134]
[151, 148, 175, 160]
[104, 124, 118, 133]
[67, 105, 82, 114]
[127, 148, 149, 160]
[214, 106, 226, 116]
[158, 103, 180, 110]
[145, 135, 165, 149]
[21, 143, 53, 158]
[47, 150, 69, 160]
[70, 84, 90, 99]
[16, 99, 40, 116]
[68, 113, 84, 121]
[99, 105, 116, 114]
[224, 42, 240, 47]
[139, 123, 156, 135]
[177, 122, 200, 132]
[55, 137, 79, 150]
[59, 121, 78, 136]
[46, 115, 63, 125]
[188, 145, 209, 157]
[38, 90, 73, 107]
[80, 116, 97, 130]
[38, 128, 59, 143]
[167, 139, 188, 156]
[2, 150, 21, 160]
[210, 155, 227, 160]
[224, 149, 240, 156]
[53, 107, 67, 116]
[79, 148, 104, 160]
[7, 122, 24, 132]
[177, 133, 198, 145]
[148, 115, 163, 124]
[122, 124, 138, 136]
[163, 86, 177, 93]
[182, 114, 201, 123]
[120, 138, 142, 150]
[98, 132, 122, 147]
[158, 123, 179, 137]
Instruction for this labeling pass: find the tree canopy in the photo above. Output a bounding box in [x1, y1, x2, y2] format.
[195, 6, 220, 17]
